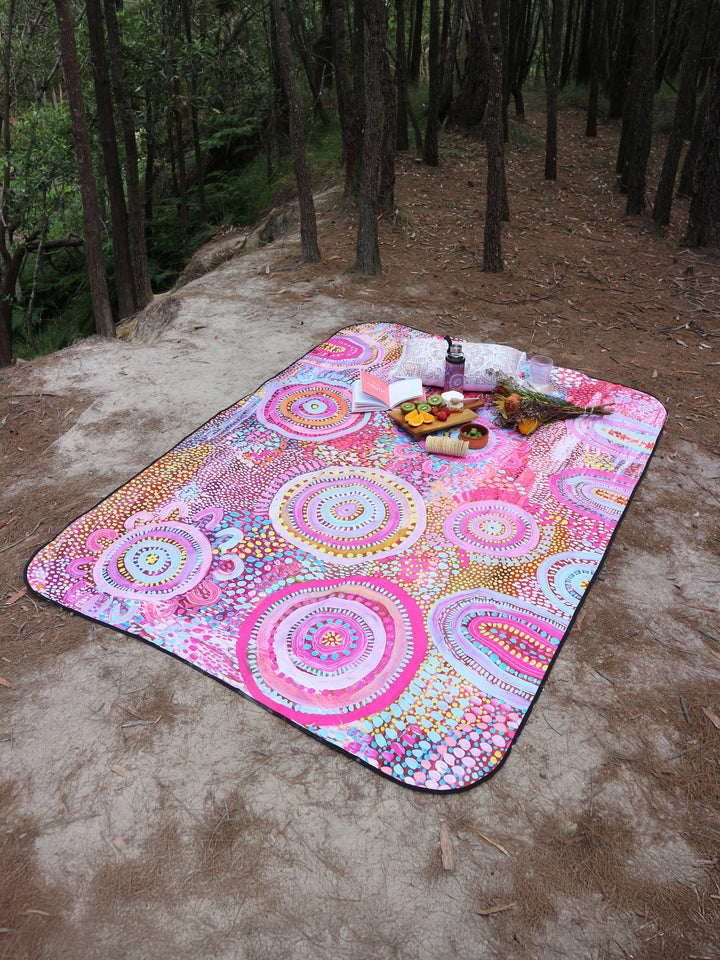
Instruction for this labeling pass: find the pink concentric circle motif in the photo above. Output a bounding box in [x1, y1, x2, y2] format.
[92, 522, 213, 600]
[549, 469, 633, 523]
[536, 550, 599, 616]
[428, 589, 565, 710]
[300, 333, 384, 370]
[257, 381, 368, 440]
[269, 467, 426, 565]
[237, 578, 427, 724]
[442, 500, 539, 563]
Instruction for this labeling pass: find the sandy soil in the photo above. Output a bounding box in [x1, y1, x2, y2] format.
[1, 107, 719, 960]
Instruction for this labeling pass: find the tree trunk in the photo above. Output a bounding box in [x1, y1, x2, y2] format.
[379, 20, 397, 210]
[103, 0, 152, 308]
[85, 0, 135, 319]
[438, 0, 462, 123]
[585, 0, 604, 136]
[0, 246, 25, 368]
[354, 0, 385, 275]
[623, 0, 655, 213]
[144, 91, 157, 221]
[678, 79, 709, 196]
[484, 0, 505, 271]
[395, 0, 410, 149]
[608, 0, 640, 119]
[331, 0, 357, 192]
[652, 0, 710, 225]
[180, 0, 207, 227]
[351, 0, 366, 191]
[683, 45, 720, 246]
[575, 0, 594, 84]
[455, 0, 489, 127]
[408, 0, 424, 84]
[423, 0, 441, 165]
[172, 83, 190, 260]
[54, 0, 115, 338]
[543, 0, 564, 179]
[270, 0, 321, 262]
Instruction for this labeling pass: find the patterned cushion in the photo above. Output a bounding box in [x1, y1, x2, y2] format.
[392, 337, 526, 390]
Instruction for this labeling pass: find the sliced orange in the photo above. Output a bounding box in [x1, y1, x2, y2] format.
[406, 410, 424, 427]
[421, 411, 435, 424]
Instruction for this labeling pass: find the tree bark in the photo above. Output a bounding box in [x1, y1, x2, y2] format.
[180, 0, 207, 226]
[379, 19, 397, 209]
[543, 0, 564, 180]
[331, 0, 357, 192]
[103, 0, 152, 308]
[423, 0, 441, 165]
[438, 0, 462, 123]
[608, 0, 640, 119]
[54, 0, 115, 339]
[678, 79, 709, 196]
[455, 0, 489, 127]
[484, 0, 505, 271]
[408, 0, 424, 84]
[395, 0, 410, 149]
[270, 0, 321, 262]
[85, 0, 135, 319]
[683, 45, 720, 246]
[623, 0, 655, 213]
[351, 0, 366, 191]
[652, 0, 710, 225]
[354, 0, 385, 275]
[585, 0, 604, 136]
[0, 246, 26, 367]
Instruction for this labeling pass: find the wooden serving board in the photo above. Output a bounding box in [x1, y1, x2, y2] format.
[388, 406, 479, 440]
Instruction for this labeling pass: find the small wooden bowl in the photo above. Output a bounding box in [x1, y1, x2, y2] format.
[459, 423, 489, 449]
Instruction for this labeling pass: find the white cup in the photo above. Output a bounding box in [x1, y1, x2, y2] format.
[528, 355, 553, 388]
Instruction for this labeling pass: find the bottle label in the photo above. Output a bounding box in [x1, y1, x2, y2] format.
[445, 365, 465, 392]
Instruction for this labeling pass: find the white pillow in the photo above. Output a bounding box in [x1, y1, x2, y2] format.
[392, 338, 525, 390]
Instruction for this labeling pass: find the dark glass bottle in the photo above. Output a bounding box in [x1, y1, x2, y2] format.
[443, 336, 465, 392]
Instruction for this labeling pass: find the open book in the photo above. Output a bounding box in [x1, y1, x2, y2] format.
[351, 370, 424, 412]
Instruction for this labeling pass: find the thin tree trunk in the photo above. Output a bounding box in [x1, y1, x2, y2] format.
[54, 0, 115, 338]
[624, 0, 655, 213]
[331, 0, 357, 192]
[652, 0, 710, 225]
[144, 91, 157, 221]
[455, 0, 489, 127]
[351, 0, 366, 191]
[608, 0, 640, 120]
[683, 44, 720, 246]
[438, 0, 462, 123]
[171, 83, 190, 259]
[354, 0, 385, 275]
[543, 0, 563, 179]
[408, 0, 424, 84]
[0, 246, 26, 367]
[85, 0, 135, 318]
[585, 0, 604, 136]
[180, 0, 207, 227]
[0, 0, 18, 365]
[103, 0, 152, 307]
[678, 80, 709, 196]
[379, 21, 396, 209]
[484, 0, 505, 271]
[395, 0, 410, 149]
[270, 0, 321, 262]
[423, 0, 440, 164]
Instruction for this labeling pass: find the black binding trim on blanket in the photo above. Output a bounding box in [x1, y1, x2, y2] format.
[23, 323, 668, 794]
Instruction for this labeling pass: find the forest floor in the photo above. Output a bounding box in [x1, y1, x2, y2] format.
[1, 103, 719, 960]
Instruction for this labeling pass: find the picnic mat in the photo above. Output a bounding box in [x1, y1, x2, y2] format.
[25, 323, 666, 791]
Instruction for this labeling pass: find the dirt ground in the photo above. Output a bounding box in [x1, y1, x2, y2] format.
[1, 105, 719, 960]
